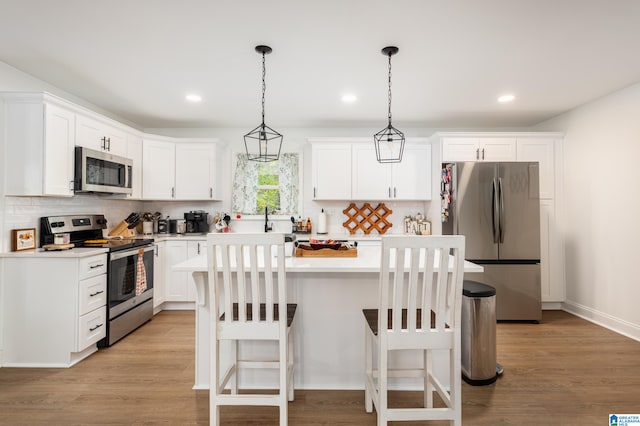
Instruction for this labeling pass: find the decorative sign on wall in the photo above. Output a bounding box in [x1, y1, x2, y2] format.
[342, 202, 393, 235]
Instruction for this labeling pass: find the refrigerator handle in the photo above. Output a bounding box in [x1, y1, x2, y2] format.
[499, 177, 505, 243]
[492, 178, 499, 243]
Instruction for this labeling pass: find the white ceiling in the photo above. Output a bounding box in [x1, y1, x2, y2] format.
[1, 0, 639, 130]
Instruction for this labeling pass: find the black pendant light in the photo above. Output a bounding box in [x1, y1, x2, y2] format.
[244, 45, 283, 162]
[374, 46, 405, 163]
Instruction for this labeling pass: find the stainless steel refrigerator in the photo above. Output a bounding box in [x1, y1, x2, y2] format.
[442, 162, 541, 321]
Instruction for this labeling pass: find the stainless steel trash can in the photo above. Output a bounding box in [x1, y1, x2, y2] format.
[461, 280, 498, 385]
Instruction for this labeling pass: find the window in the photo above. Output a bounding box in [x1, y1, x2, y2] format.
[232, 153, 300, 215]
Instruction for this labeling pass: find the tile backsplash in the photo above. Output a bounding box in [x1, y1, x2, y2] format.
[2, 196, 436, 251]
[2, 195, 144, 251]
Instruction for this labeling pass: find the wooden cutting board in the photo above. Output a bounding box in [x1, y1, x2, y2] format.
[42, 243, 75, 251]
[294, 245, 357, 257]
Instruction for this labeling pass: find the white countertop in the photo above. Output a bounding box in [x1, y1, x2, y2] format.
[0, 247, 108, 258]
[173, 245, 484, 274]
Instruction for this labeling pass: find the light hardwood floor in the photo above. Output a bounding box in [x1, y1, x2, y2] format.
[1, 310, 639, 425]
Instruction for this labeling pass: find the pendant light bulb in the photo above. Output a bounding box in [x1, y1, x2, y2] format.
[374, 46, 405, 163]
[244, 45, 283, 162]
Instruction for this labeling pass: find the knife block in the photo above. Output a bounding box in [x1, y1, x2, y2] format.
[108, 220, 135, 238]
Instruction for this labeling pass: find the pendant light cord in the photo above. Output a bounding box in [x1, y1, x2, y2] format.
[387, 53, 392, 127]
[261, 51, 266, 126]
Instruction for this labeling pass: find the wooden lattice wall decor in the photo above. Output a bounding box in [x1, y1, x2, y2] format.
[342, 202, 393, 235]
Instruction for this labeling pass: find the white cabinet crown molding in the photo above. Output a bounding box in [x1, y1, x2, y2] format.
[1, 91, 141, 136]
[432, 131, 564, 139]
[307, 136, 429, 144]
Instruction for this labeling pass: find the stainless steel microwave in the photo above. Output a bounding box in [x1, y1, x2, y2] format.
[74, 146, 133, 194]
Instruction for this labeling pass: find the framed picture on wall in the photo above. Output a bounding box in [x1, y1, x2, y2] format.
[11, 228, 36, 251]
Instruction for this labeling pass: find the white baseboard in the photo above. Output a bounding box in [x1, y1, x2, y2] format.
[160, 301, 196, 311]
[542, 302, 563, 310]
[562, 301, 640, 343]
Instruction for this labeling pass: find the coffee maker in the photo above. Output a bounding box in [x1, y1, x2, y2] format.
[184, 210, 209, 234]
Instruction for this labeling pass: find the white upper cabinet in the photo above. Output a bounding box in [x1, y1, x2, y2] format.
[142, 137, 219, 200]
[516, 138, 555, 199]
[392, 144, 432, 200]
[352, 144, 392, 199]
[442, 137, 516, 162]
[3, 94, 75, 197]
[311, 143, 352, 200]
[175, 143, 217, 200]
[352, 144, 432, 200]
[311, 139, 432, 201]
[76, 114, 127, 156]
[143, 138, 176, 200]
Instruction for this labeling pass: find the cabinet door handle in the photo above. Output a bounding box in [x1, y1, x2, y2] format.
[482, 148, 485, 160]
[197, 243, 201, 255]
[171, 187, 175, 198]
[101, 136, 107, 150]
[155, 245, 159, 256]
[89, 323, 104, 332]
[89, 290, 104, 297]
[394, 187, 397, 198]
[476, 148, 479, 160]
[90, 263, 104, 269]
[313, 187, 316, 198]
[209, 188, 213, 198]
[388, 187, 391, 198]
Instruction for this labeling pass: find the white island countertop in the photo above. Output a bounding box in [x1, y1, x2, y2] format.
[173, 245, 484, 274]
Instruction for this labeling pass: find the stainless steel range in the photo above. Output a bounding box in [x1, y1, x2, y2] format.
[40, 214, 154, 346]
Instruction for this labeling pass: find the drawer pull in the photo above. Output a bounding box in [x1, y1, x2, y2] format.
[89, 323, 103, 332]
[89, 264, 104, 269]
[89, 290, 104, 297]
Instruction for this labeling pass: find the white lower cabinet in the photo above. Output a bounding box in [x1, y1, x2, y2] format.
[1, 253, 108, 367]
[153, 242, 166, 309]
[164, 240, 206, 303]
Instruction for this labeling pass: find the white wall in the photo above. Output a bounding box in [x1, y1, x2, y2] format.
[535, 82, 640, 340]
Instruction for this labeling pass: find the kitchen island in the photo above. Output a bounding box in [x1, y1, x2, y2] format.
[174, 244, 483, 390]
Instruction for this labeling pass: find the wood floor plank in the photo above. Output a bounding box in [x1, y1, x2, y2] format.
[1, 310, 639, 425]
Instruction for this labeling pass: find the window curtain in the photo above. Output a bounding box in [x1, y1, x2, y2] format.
[232, 153, 259, 213]
[278, 153, 299, 214]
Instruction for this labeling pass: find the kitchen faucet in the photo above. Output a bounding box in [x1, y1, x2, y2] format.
[264, 207, 273, 232]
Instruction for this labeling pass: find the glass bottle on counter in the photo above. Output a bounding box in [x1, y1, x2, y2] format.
[306, 217, 312, 233]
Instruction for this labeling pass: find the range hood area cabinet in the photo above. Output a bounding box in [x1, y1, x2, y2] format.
[2, 93, 76, 197]
[142, 137, 219, 200]
[76, 114, 127, 157]
[310, 139, 432, 201]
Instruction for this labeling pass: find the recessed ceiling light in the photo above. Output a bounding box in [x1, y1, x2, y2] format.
[186, 94, 202, 102]
[498, 94, 515, 103]
[341, 94, 357, 103]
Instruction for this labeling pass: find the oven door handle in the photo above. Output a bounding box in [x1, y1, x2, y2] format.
[109, 244, 155, 261]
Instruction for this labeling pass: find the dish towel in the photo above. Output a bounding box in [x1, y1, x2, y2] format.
[135, 248, 147, 296]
